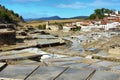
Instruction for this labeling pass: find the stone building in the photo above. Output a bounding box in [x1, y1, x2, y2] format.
[46, 21, 60, 31]
[0, 24, 16, 45]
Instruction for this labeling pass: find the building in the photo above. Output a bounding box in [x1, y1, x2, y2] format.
[46, 21, 60, 31]
[76, 21, 94, 32]
[63, 25, 77, 32]
[100, 16, 120, 31]
[0, 24, 16, 45]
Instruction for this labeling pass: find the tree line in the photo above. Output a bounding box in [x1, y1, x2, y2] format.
[89, 8, 120, 20]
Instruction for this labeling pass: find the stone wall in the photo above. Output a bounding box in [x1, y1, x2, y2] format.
[0, 31, 16, 45]
[108, 47, 120, 54]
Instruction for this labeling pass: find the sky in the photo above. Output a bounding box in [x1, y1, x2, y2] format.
[0, 0, 120, 19]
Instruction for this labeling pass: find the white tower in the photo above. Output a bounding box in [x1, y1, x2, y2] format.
[46, 21, 49, 29]
[115, 10, 119, 15]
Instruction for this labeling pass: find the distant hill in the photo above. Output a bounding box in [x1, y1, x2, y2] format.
[25, 16, 61, 21]
[68, 16, 88, 19]
[0, 5, 24, 23]
[25, 16, 88, 21]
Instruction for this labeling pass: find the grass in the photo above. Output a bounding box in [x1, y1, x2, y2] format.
[25, 19, 83, 27]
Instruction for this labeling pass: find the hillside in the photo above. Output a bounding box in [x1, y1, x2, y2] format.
[0, 5, 24, 23]
[25, 16, 61, 21]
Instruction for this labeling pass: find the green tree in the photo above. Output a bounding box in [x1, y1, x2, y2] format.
[89, 14, 96, 20]
[89, 8, 117, 20]
[118, 11, 120, 14]
[37, 24, 46, 30]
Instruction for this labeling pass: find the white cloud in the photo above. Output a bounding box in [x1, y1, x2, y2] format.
[57, 0, 120, 9]
[111, 0, 119, 2]
[57, 2, 86, 9]
[89, 0, 120, 7]
[12, 0, 41, 2]
[22, 12, 49, 18]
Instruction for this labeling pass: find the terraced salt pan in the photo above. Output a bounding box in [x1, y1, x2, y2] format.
[43, 57, 83, 62]
[0, 65, 38, 80]
[26, 66, 66, 80]
[43, 57, 83, 66]
[63, 63, 90, 69]
[55, 68, 95, 80]
[96, 61, 118, 67]
[111, 65, 120, 70]
[91, 71, 120, 80]
[87, 64, 110, 71]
